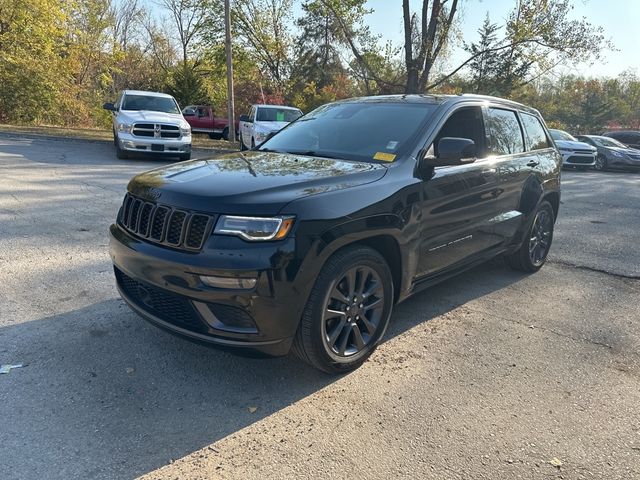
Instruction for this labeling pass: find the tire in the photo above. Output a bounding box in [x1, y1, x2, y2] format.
[222, 127, 229, 141]
[594, 155, 607, 171]
[506, 200, 555, 273]
[208, 132, 217, 140]
[114, 135, 128, 159]
[251, 138, 256, 150]
[240, 135, 247, 151]
[292, 245, 394, 374]
[179, 152, 191, 161]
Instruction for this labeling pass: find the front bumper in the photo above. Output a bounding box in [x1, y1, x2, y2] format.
[607, 155, 640, 170]
[559, 151, 596, 167]
[117, 132, 192, 155]
[109, 224, 305, 356]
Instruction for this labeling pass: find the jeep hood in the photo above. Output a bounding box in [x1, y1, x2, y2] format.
[120, 110, 185, 124]
[127, 151, 388, 214]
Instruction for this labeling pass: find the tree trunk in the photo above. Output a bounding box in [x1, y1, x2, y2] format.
[405, 69, 420, 94]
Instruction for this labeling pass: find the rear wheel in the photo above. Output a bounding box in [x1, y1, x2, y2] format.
[594, 155, 607, 171]
[222, 127, 229, 141]
[292, 246, 394, 374]
[506, 200, 555, 273]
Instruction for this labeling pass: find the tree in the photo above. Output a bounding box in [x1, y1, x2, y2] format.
[466, 14, 500, 94]
[232, 0, 294, 92]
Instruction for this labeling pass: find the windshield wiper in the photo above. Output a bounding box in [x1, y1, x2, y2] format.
[288, 150, 342, 160]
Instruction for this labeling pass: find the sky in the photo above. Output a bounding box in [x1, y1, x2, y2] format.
[363, 0, 639, 78]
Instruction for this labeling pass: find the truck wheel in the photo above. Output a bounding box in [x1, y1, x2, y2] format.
[506, 200, 555, 273]
[114, 135, 128, 159]
[208, 132, 217, 140]
[240, 136, 247, 151]
[222, 127, 229, 141]
[179, 152, 191, 161]
[292, 245, 394, 374]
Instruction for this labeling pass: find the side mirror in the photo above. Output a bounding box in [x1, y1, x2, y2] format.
[239, 114, 251, 123]
[103, 102, 115, 111]
[422, 137, 477, 167]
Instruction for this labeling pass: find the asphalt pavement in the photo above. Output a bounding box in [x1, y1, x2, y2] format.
[1, 134, 639, 480]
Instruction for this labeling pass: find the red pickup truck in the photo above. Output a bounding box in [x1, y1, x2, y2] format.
[182, 105, 239, 140]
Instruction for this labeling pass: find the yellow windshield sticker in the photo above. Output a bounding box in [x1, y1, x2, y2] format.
[373, 152, 396, 162]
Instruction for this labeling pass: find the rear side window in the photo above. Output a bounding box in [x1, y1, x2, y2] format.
[487, 108, 525, 156]
[520, 113, 550, 150]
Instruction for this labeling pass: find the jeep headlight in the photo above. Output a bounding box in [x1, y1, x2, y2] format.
[214, 215, 295, 241]
[180, 123, 191, 135]
[117, 123, 133, 133]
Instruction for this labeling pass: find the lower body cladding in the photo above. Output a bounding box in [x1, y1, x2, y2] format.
[109, 224, 304, 356]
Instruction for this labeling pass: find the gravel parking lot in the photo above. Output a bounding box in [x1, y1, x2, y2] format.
[1, 133, 639, 480]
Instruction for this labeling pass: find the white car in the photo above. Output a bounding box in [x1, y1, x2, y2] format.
[238, 104, 303, 150]
[549, 128, 596, 170]
[103, 90, 192, 160]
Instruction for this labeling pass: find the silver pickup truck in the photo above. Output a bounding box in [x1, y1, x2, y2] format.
[103, 90, 192, 160]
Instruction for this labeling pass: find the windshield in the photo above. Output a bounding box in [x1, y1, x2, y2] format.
[122, 94, 180, 114]
[592, 136, 627, 148]
[256, 107, 302, 122]
[550, 129, 576, 142]
[258, 101, 439, 163]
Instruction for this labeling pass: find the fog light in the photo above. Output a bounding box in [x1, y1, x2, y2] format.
[123, 141, 136, 148]
[200, 274, 257, 289]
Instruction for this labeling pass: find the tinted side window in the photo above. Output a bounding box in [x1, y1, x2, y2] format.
[520, 113, 550, 151]
[487, 108, 524, 156]
[432, 106, 486, 158]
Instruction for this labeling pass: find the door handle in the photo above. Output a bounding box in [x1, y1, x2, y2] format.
[526, 160, 540, 167]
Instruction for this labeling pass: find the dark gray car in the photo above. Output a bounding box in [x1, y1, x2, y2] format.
[603, 130, 640, 150]
[576, 135, 640, 172]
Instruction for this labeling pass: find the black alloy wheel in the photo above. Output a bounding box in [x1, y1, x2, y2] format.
[594, 155, 607, 171]
[322, 265, 385, 357]
[292, 245, 394, 373]
[506, 200, 555, 273]
[528, 208, 553, 268]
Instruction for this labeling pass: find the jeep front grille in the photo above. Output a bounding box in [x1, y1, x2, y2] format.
[118, 193, 215, 251]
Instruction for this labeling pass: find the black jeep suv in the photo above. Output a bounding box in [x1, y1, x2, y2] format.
[109, 94, 561, 373]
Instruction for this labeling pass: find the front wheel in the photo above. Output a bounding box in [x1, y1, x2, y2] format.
[114, 135, 128, 159]
[240, 135, 247, 151]
[594, 155, 607, 171]
[222, 127, 229, 141]
[292, 245, 394, 374]
[179, 152, 191, 161]
[506, 200, 555, 273]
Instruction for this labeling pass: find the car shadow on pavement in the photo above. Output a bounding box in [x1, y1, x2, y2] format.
[0, 258, 528, 480]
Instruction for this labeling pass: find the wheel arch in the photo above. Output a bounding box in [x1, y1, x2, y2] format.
[543, 191, 560, 221]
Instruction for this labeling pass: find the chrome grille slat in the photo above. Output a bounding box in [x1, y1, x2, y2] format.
[132, 123, 183, 139]
[117, 194, 214, 252]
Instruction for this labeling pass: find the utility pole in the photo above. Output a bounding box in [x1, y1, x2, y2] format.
[224, 0, 236, 144]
